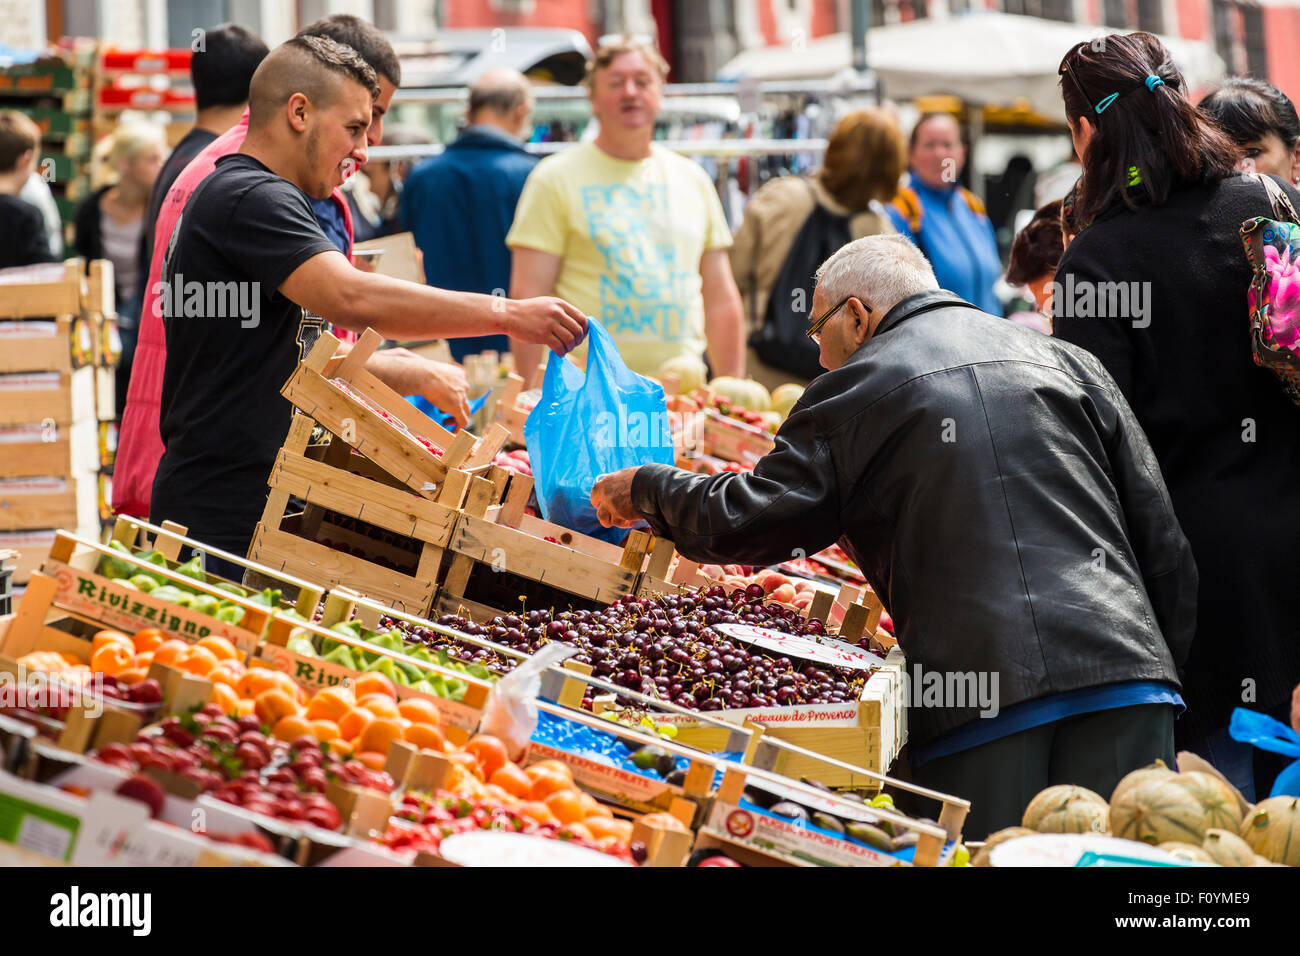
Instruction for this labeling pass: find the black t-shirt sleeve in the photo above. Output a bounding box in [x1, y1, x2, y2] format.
[219, 179, 340, 294]
[18, 202, 56, 265]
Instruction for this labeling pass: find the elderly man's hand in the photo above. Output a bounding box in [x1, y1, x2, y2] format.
[591, 467, 644, 528]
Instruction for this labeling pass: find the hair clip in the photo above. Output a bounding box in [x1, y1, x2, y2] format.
[1144, 75, 1165, 92]
[1094, 92, 1119, 114]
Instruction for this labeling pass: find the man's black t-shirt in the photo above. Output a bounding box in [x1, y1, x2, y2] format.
[0, 194, 57, 268]
[150, 153, 337, 551]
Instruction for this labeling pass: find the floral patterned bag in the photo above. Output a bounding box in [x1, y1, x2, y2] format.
[1242, 173, 1300, 405]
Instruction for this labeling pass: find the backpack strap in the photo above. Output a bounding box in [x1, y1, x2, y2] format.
[1257, 172, 1300, 224]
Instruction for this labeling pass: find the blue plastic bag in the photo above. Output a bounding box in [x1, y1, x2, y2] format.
[524, 319, 675, 543]
[405, 391, 490, 431]
[1229, 707, 1300, 797]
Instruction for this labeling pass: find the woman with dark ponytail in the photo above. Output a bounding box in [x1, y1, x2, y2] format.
[1053, 32, 1300, 802]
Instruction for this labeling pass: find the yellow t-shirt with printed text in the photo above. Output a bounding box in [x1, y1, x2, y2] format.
[506, 141, 733, 376]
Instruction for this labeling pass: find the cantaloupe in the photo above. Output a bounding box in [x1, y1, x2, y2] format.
[1176, 771, 1244, 833]
[657, 356, 708, 395]
[1022, 785, 1109, 834]
[1109, 759, 1177, 806]
[1239, 796, 1300, 866]
[1201, 828, 1255, 867]
[1109, 776, 1208, 845]
[708, 377, 771, 412]
[770, 383, 805, 419]
[1158, 841, 1217, 864]
[971, 827, 1037, 867]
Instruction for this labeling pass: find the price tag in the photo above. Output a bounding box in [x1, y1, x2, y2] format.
[439, 830, 631, 867]
[711, 623, 883, 671]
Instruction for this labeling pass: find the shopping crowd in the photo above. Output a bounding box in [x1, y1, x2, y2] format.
[5, 14, 1299, 839]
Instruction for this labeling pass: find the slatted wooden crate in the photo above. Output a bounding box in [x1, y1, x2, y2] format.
[0, 315, 95, 374]
[0, 261, 83, 319]
[279, 329, 510, 501]
[0, 367, 95, 427]
[699, 410, 776, 466]
[0, 421, 98, 478]
[0, 473, 97, 533]
[434, 471, 656, 622]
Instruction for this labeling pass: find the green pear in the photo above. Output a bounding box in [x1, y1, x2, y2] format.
[370, 657, 409, 687]
[409, 679, 437, 696]
[190, 594, 220, 617]
[321, 644, 359, 671]
[175, 556, 206, 583]
[287, 636, 319, 658]
[127, 574, 158, 592]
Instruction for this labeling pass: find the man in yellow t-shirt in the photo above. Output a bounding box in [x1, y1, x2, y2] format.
[506, 36, 744, 385]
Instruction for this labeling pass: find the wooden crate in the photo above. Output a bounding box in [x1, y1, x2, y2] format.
[489, 372, 531, 446]
[280, 329, 509, 502]
[0, 420, 98, 478]
[0, 262, 83, 319]
[0, 315, 95, 374]
[0, 530, 56, 584]
[434, 472, 656, 622]
[255, 592, 492, 745]
[0, 473, 98, 533]
[696, 758, 964, 868]
[248, 413, 505, 616]
[0, 367, 95, 427]
[3, 532, 276, 659]
[699, 411, 775, 466]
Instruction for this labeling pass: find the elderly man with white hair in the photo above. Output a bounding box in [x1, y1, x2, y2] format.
[591, 234, 1199, 838]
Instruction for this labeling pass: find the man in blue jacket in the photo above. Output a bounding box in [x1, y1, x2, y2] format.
[403, 69, 537, 360]
[886, 113, 1004, 316]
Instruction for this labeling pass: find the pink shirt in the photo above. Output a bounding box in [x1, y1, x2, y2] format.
[113, 111, 354, 518]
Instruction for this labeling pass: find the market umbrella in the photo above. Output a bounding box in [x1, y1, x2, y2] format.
[716, 12, 1226, 121]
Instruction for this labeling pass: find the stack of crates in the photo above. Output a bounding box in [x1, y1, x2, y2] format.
[0, 260, 114, 591]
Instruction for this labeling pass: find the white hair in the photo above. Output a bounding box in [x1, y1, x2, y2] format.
[814, 233, 938, 316]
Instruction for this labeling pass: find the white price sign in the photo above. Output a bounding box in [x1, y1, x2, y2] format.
[711, 623, 883, 671]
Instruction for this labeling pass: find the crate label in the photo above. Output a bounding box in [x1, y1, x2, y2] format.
[706, 801, 900, 867]
[654, 700, 862, 728]
[0, 320, 57, 338]
[0, 476, 68, 494]
[524, 741, 673, 803]
[711, 623, 881, 671]
[50, 564, 259, 652]
[258, 645, 482, 733]
[0, 789, 80, 862]
[71, 791, 202, 867]
[0, 425, 56, 443]
[0, 372, 60, 390]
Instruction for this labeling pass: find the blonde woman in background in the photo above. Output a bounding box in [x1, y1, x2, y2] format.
[730, 109, 903, 389]
[75, 122, 167, 415]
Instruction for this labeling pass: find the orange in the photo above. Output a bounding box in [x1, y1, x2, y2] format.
[306, 687, 354, 722]
[585, 817, 633, 843]
[175, 645, 220, 677]
[403, 723, 446, 751]
[114, 666, 148, 686]
[357, 693, 400, 719]
[561, 822, 593, 842]
[352, 672, 397, 700]
[448, 751, 485, 782]
[528, 769, 573, 801]
[254, 688, 301, 726]
[196, 635, 239, 661]
[235, 697, 255, 718]
[272, 714, 314, 742]
[310, 719, 341, 742]
[490, 763, 533, 800]
[465, 734, 508, 780]
[207, 666, 238, 688]
[544, 789, 587, 825]
[152, 639, 189, 666]
[337, 707, 375, 741]
[358, 717, 406, 756]
[92, 630, 133, 653]
[526, 759, 573, 782]
[238, 666, 293, 700]
[397, 697, 441, 725]
[131, 628, 166, 653]
[580, 794, 612, 819]
[134, 651, 154, 670]
[355, 751, 387, 772]
[210, 682, 241, 715]
[517, 801, 559, 825]
[90, 642, 133, 677]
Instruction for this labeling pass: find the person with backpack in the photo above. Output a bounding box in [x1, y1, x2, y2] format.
[730, 109, 903, 387]
[886, 113, 1003, 316]
[1052, 31, 1300, 802]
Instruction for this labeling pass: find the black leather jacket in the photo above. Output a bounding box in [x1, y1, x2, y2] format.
[632, 290, 1198, 746]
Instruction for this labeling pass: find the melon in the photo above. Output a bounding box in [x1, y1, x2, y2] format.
[1109, 759, 1177, 806]
[1022, 785, 1109, 834]
[770, 383, 805, 419]
[971, 826, 1037, 867]
[657, 356, 707, 395]
[1239, 796, 1300, 866]
[1201, 828, 1256, 867]
[1175, 771, 1244, 833]
[1158, 841, 1217, 864]
[1109, 776, 1209, 845]
[708, 376, 771, 412]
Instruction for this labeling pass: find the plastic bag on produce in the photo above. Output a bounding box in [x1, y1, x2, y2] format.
[479, 643, 577, 761]
[524, 318, 675, 543]
[1229, 707, 1300, 797]
[405, 390, 490, 431]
